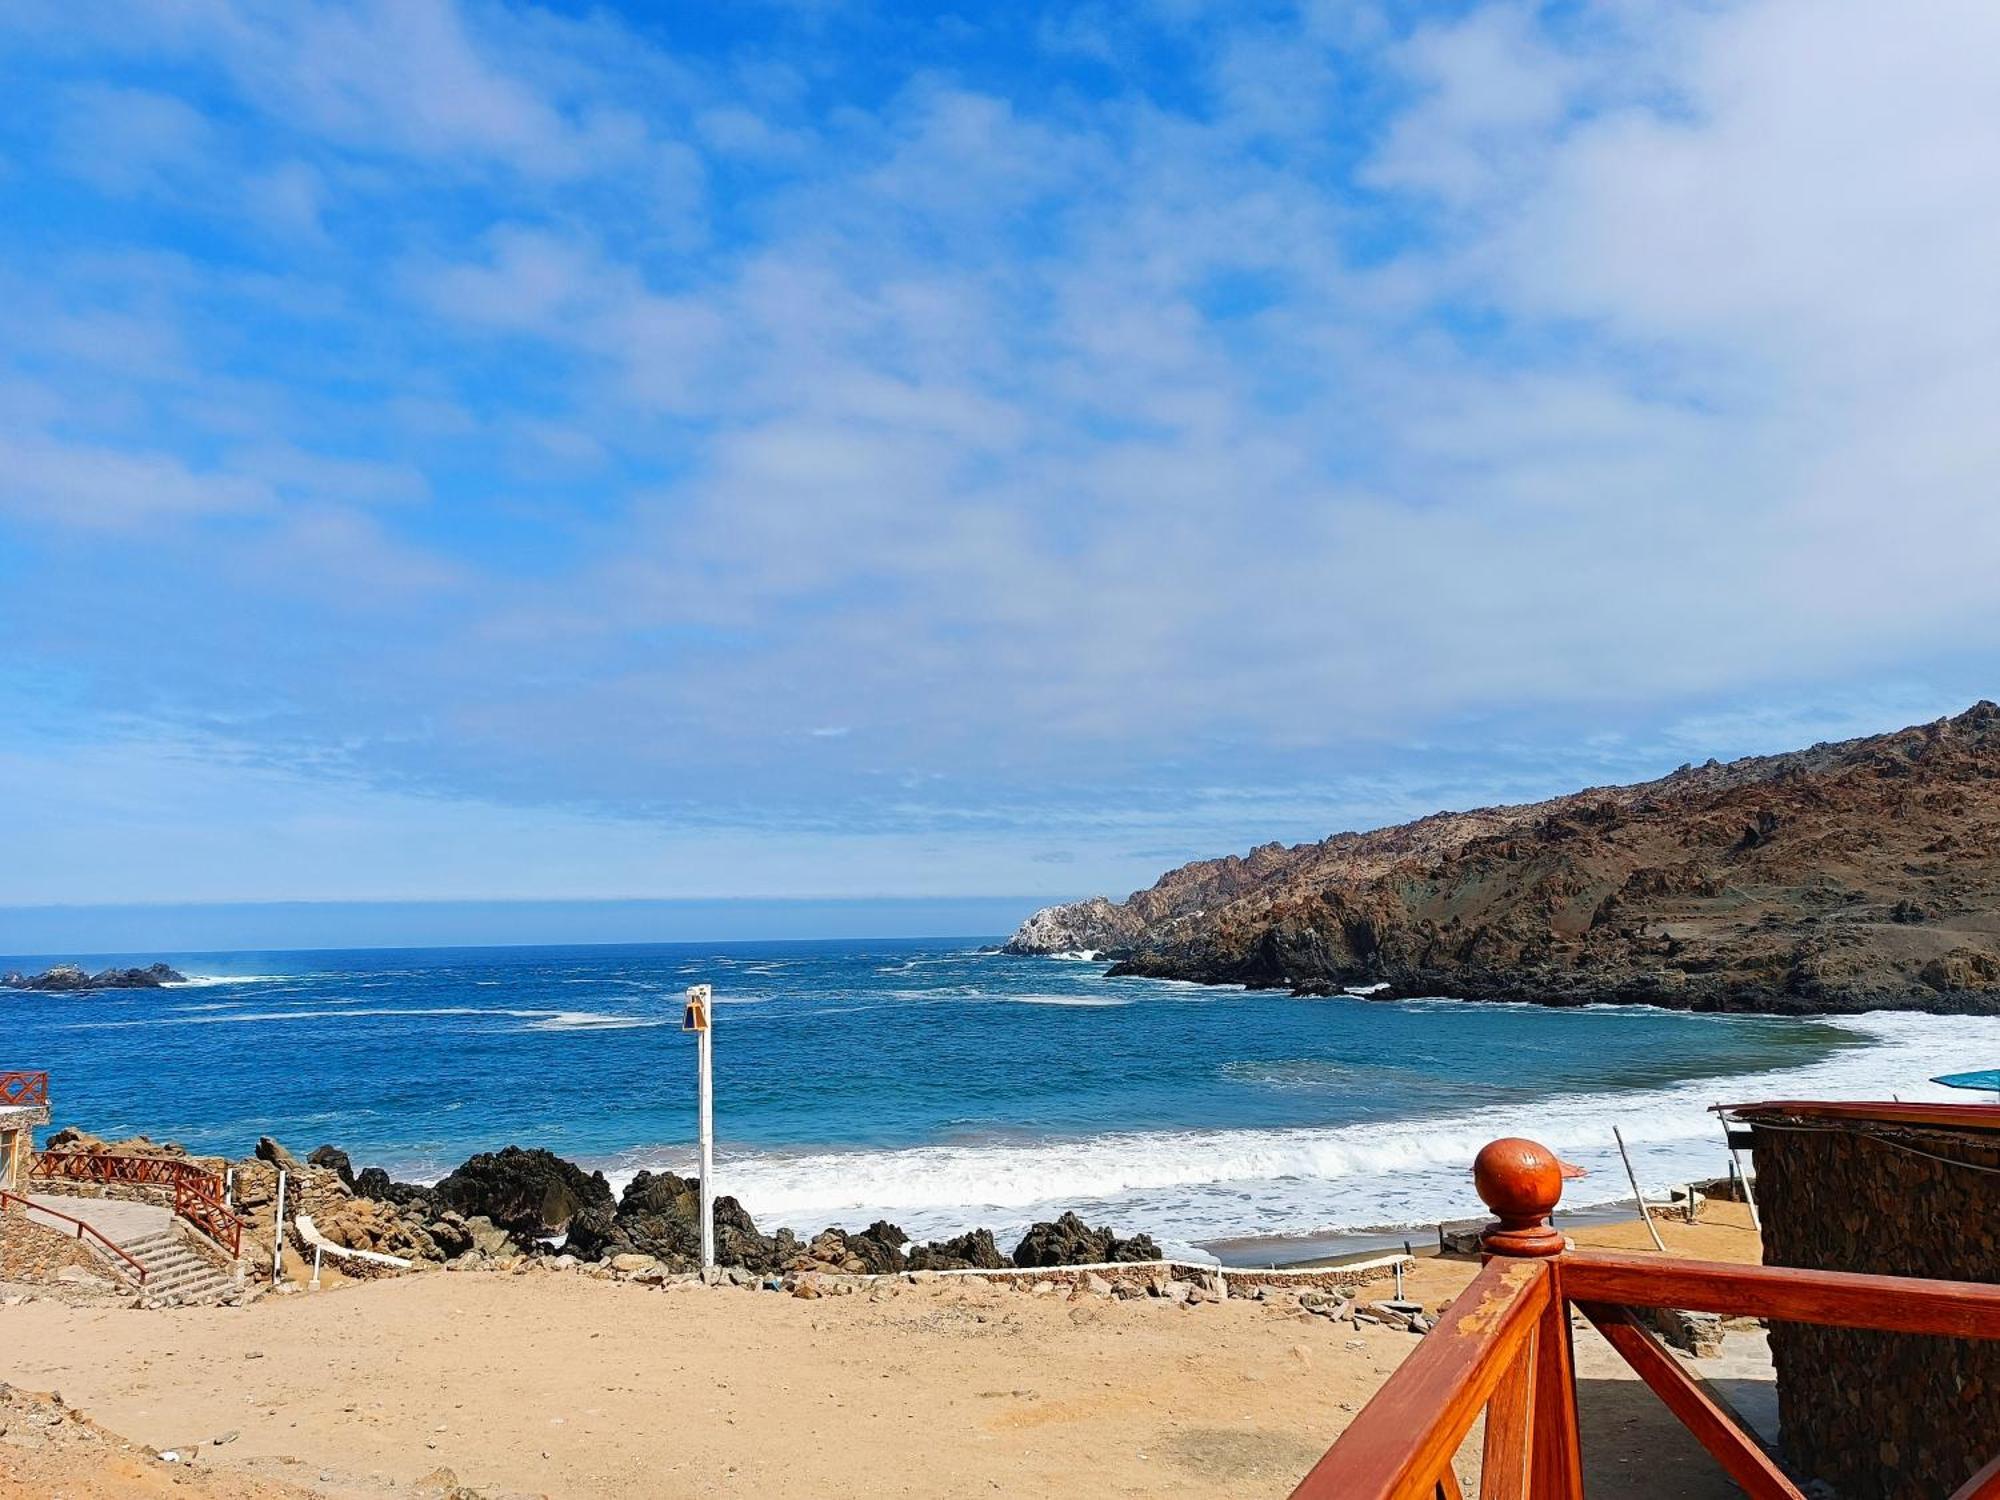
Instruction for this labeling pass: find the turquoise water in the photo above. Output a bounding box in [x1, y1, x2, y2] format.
[3, 939, 1980, 1258]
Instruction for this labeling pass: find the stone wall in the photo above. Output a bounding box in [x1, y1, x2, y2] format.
[1748, 1112, 2000, 1499]
[0, 1211, 100, 1283]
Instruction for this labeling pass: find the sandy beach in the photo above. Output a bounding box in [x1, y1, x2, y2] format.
[2, 1205, 1763, 1499]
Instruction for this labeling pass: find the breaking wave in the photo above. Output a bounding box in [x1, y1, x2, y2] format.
[615, 1010, 1997, 1246]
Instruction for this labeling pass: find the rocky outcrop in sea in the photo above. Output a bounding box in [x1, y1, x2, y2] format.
[1008, 702, 2000, 1015]
[3, 963, 186, 992]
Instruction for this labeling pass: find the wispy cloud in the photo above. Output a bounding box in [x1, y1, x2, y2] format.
[0, 0, 1994, 909]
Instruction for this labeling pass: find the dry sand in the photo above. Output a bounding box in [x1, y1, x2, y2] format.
[1, 1205, 1765, 1499]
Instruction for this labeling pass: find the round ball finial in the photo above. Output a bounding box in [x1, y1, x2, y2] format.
[1474, 1137, 1566, 1258]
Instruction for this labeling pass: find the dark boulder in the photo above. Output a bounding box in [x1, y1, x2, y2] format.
[849, 1220, 909, 1274]
[308, 1145, 356, 1187]
[907, 1228, 1006, 1271]
[353, 1166, 437, 1209]
[711, 1194, 783, 1273]
[255, 1136, 304, 1172]
[434, 1145, 618, 1255]
[599, 1169, 787, 1271]
[795, 1220, 908, 1275]
[1012, 1211, 1161, 1268]
[424, 1209, 474, 1259]
[607, 1170, 703, 1266]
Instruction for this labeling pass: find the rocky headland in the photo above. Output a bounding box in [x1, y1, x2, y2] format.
[1007, 702, 2000, 1015]
[3, 962, 186, 992]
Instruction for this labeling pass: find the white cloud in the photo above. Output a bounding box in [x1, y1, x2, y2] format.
[0, 433, 269, 529]
[5, 0, 2000, 901]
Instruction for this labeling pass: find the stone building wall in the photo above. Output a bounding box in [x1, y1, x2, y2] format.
[1747, 1111, 2000, 1500]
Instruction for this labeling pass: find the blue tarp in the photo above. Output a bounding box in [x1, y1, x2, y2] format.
[1932, 1069, 2000, 1092]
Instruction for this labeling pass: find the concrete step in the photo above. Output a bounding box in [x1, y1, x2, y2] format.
[109, 1228, 238, 1302]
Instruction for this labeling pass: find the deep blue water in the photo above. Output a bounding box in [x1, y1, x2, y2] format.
[4, 939, 1978, 1256]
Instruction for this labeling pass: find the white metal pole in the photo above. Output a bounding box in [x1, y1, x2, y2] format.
[698, 1016, 715, 1273]
[1716, 1104, 1761, 1231]
[1612, 1126, 1668, 1254]
[272, 1169, 287, 1287]
[310, 1243, 322, 1291]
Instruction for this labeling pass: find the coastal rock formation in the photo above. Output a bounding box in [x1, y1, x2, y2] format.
[352, 1166, 436, 1209]
[433, 1146, 619, 1256]
[308, 1144, 356, 1187]
[1010, 703, 2000, 1014]
[801, 1221, 908, 1276]
[1004, 898, 1147, 956]
[907, 1228, 1007, 1271]
[1011, 1211, 1162, 1267]
[602, 1170, 801, 1274]
[3, 963, 185, 992]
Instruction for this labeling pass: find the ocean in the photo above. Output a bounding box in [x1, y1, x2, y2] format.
[4, 939, 1989, 1263]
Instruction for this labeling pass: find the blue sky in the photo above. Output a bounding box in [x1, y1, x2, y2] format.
[2, 0, 1997, 943]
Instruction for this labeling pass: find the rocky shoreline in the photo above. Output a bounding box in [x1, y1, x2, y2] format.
[1007, 703, 2000, 1016]
[36, 1128, 1166, 1289]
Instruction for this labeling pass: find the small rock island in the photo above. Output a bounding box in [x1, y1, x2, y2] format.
[3, 962, 187, 992]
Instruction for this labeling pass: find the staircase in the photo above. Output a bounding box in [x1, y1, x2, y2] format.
[116, 1226, 237, 1303]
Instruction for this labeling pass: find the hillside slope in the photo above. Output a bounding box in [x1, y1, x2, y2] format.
[1006, 703, 2000, 1014]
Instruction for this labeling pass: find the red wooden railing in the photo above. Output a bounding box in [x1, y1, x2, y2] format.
[31, 1150, 245, 1258]
[173, 1175, 244, 1258]
[1290, 1136, 2000, 1500]
[0, 1070, 49, 1107]
[0, 1187, 147, 1285]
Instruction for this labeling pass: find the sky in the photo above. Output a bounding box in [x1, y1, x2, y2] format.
[2, 0, 1997, 947]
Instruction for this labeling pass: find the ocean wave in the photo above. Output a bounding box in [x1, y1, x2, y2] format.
[68, 1005, 612, 1030]
[168, 974, 293, 987]
[616, 1009, 1997, 1246]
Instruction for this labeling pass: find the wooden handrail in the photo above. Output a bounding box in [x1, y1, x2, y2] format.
[0, 1187, 146, 1285]
[1289, 1134, 2000, 1498]
[1561, 1252, 2000, 1341]
[32, 1149, 222, 1196]
[1575, 1301, 1806, 1499]
[1290, 1256, 1552, 1500]
[0, 1070, 49, 1107]
[31, 1150, 245, 1259]
[173, 1176, 245, 1258]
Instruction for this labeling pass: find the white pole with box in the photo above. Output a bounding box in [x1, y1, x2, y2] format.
[684, 984, 716, 1273]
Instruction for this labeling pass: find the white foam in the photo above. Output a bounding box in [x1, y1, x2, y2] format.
[619, 1010, 2000, 1246]
[1007, 993, 1131, 1008]
[521, 1011, 670, 1032]
[168, 974, 292, 987]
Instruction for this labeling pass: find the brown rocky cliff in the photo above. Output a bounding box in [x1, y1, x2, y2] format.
[1008, 702, 2000, 1014]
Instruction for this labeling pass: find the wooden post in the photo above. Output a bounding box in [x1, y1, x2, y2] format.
[1613, 1125, 1669, 1253]
[1475, 1138, 1584, 1499]
[1474, 1137, 1567, 1260]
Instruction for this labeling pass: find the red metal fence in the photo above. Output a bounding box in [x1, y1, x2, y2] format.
[31, 1150, 245, 1258]
[1290, 1136, 2000, 1500]
[0, 1070, 49, 1107]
